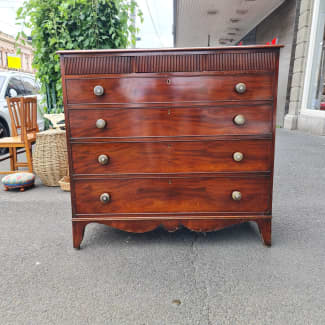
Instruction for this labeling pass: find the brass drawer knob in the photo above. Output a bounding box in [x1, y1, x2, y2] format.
[233, 152, 244, 162]
[94, 85, 104, 96]
[98, 154, 110, 165]
[100, 193, 111, 204]
[96, 118, 107, 129]
[232, 191, 242, 201]
[233, 114, 246, 126]
[235, 82, 246, 94]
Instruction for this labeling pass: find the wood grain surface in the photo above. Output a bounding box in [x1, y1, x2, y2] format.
[73, 176, 271, 215]
[69, 105, 273, 138]
[66, 73, 273, 104]
[71, 139, 272, 175]
[59, 46, 280, 247]
[71, 217, 272, 248]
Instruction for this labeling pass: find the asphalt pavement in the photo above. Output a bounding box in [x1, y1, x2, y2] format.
[0, 128, 325, 325]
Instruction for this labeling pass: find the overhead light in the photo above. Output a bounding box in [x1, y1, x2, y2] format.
[236, 9, 248, 15]
[219, 38, 234, 43]
[207, 10, 218, 15]
[230, 18, 240, 23]
[228, 32, 237, 36]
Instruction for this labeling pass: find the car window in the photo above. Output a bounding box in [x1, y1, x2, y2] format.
[22, 77, 40, 95]
[0, 76, 5, 92]
[6, 77, 25, 97]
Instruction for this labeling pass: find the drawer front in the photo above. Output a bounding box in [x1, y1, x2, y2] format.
[73, 176, 271, 215]
[65, 74, 273, 104]
[69, 105, 273, 138]
[71, 140, 272, 175]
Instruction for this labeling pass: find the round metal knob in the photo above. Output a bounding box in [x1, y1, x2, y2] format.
[100, 193, 111, 204]
[232, 191, 242, 201]
[235, 82, 246, 94]
[233, 114, 246, 126]
[231, 191, 241, 201]
[96, 119, 107, 129]
[98, 154, 110, 165]
[233, 152, 244, 162]
[94, 85, 104, 96]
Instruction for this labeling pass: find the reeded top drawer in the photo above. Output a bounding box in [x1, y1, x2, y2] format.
[65, 73, 273, 105]
[69, 105, 273, 139]
[59, 47, 281, 75]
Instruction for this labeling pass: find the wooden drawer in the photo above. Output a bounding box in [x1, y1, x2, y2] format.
[69, 105, 273, 139]
[65, 74, 273, 105]
[73, 176, 271, 215]
[71, 139, 272, 175]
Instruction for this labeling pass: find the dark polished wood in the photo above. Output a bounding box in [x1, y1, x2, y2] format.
[58, 45, 283, 75]
[256, 219, 272, 246]
[69, 105, 273, 138]
[72, 221, 86, 250]
[59, 45, 280, 248]
[73, 176, 271, 214]
[66, 73, 273, 105]
[71, 218, 271, 249]
[71, 139, 272, 175]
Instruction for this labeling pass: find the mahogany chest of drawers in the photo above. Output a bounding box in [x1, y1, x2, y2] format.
[58, 45, 281, 249]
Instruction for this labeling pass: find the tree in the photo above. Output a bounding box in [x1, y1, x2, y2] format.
[16, 0, 142, 113]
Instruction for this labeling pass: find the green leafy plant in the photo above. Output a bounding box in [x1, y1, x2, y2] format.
[16, 0, 142, 113]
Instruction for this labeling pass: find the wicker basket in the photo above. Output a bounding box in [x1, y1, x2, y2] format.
[33, 129, 68, 186]
[59, 176, 70, 191]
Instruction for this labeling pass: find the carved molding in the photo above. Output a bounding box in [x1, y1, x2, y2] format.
[72, 218, 272, 248]
[64, 51, 277, 75]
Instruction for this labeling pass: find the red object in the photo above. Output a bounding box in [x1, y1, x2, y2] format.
[238, 41, 243, 46]
[272, 38, 278, 44]
[320, 102, 325, 110]
[265, 38, 278, 46]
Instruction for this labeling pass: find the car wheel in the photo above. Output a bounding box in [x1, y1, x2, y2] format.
[0, 120, 9, 155]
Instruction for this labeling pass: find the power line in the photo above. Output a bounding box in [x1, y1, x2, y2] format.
[0, 20, 18, 28]
[151, 0, 162, 36]
[144, 0, 163, 47]
[0, 0, 22, 3]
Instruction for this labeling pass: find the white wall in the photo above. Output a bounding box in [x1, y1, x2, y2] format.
[255, 0, 297, 127]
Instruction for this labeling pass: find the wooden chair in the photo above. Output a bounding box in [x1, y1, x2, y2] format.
[0, 97, 39, 174]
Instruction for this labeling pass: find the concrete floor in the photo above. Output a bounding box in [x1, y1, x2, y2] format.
[0, 128, 324, 325]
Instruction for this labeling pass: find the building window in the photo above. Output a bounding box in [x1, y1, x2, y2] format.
[314, 25, 325, 110]
[303, 0, 325, 111]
